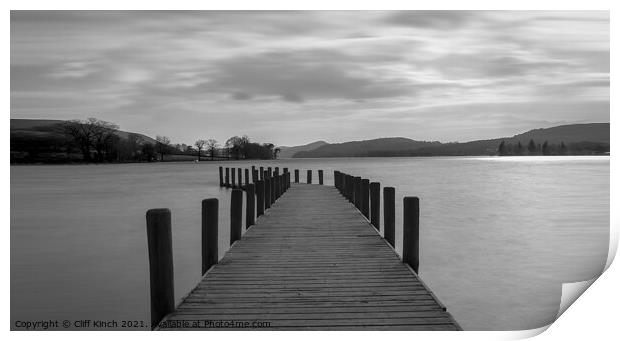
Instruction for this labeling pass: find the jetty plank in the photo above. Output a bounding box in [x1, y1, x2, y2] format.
[159, 184, 459, 331]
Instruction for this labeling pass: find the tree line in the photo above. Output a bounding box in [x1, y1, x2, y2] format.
[497, 139, 608, 156]
[10, 117, 280, 163]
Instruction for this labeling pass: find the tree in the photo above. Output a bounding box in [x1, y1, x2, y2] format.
[141, 143, 156, 161]
[155, 135, 171, 161]
[206, 139, 219, 160]
[516, 141, 523, 155]
[542, 140, 550, 155]
[225, 135, 250, 159]
[61, 117, 119, 162]
[498, 141, 507, 156]
[194, 139, 207, 161]
[559, 141, 567, 155]
[527, 139, 536, 154]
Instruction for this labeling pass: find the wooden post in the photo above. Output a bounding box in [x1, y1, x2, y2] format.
[251, 166, 256, 179]
[370, 182, 380, 230]
[146, 208, 174, 329]
[268, 167, 272, 177]
[271, 175, 277, 203]
[264, 173, 271, 209]
[238, 168, 242, 187]
[361, 179, 369, 218]
[260, 167, 264, 180]
[275, 167, 279, 176]
[219, 166, 224, 187]
[286, 172, 291, 189]
[225, 167, 230, 187]
[245, 184, 255, 228]
[294, 169, 299, 183]
[283, 167, 288, 175]
[318, 170, 323, 185]
[255, 180, 265, 216]
[201, 199, 218, 275]
[307, 170, 312, 184]
[230, 189, 243, 245]
[384, 187, 395, 247]
[231, 167, 236, 188]
[403, 196, 420, 273]
[245, 169, 250, 187]
[252, 169, 257, 183]
[354, 176, 362, 208]
[334, 171, 339, 190]
[345, 175, 352, 201]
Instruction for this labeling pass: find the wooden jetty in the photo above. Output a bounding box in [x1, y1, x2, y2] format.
[146, 168, 460, 331]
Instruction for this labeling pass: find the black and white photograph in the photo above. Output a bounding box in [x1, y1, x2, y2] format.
[8, 4, 613, 335]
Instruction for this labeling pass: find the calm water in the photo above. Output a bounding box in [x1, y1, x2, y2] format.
[10, 156, 609, 330]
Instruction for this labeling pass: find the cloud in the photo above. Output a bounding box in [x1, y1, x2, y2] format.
[384, 11, 477, 29]
[9, 11, 609, 146]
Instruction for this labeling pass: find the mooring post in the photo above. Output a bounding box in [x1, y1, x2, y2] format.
[219, 166, 224, 187]
[256, 180, 265, 216]
[384, 187, 395, 247]
[251, 165, 256, 179]
[231, 168, 236, 188]
[225, 167, 230, 187]
[245, 183, 255, 228]
[294, 169, 299, 183]
[264, 173, 271, 209]
[318, 170, 323, 185]
[307, 170, 312, 184]
[146, 208, 174, 330]
[334, 171, 340, 190]
[275, 167, 279, 176]
[245, 169, 250, 187]
[238, 168, 242, 187]
[201, 199, 218, 275]
[361, 179, 370, 218]
[230, 189, 243, 245]
[269, 174, 277, 206]
[403, 196, 420, 273]
[268, 167, 272, 178]
[260, 167, 264, 180]
[370, 182, 380, 230]
[354, 176, 362, 208]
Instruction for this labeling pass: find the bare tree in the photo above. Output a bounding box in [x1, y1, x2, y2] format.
[61, 117, 119, 162]
[194, 139, 207, 161]
[155, 135, 171, 161]
[206, 138, 219, 160]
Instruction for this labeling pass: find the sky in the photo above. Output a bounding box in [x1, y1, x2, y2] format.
[10, 10, 609, 146]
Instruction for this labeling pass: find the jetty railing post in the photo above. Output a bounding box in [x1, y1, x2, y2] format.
[294, 169, 299, 183]
[370, 182, 380, 230]
[245, 183, 255, 228]
[146, 208, 174, 330]
[251, 166, 256, 181]
[201, 199, 218, 275]
[256, 180, 265, 216]
[307, 170, 312, 184]
[260, 167, 264, 180]
[219, 166, 224, 187]
[264, 173, 271, 209]
[231, 168, 236, 188]
[354, 176, 362, 208]
[230, 189, 243, 245]
[403, 196, 420, 273]
[334, 171, 339, 189]
[245, 169, 250, 187]
[238, 168, 242, 187]
[268, 167, 272, 178]
[345, 175, 352, 202]
[384, 187, 395, 247]
[318, 170, 323, 185]
[361, 179, 370, 218]
[271, 175, 276, 204]
[225, 167, 230, 187]
[286, 172, 291, 189]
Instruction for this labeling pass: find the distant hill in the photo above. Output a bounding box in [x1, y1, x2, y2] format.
[293, 137, 442, 158]
[10, 118, 157, 145]
[291, 123, 609, 158]
[278, 140, 328, 159]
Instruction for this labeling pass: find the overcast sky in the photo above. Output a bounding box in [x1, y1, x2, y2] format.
[11, 11, 609, 146]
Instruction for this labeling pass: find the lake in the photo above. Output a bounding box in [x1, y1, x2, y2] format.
[10, 156, 609, 330]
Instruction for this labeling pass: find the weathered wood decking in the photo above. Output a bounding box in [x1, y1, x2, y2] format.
[159, 183, 460, 330]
